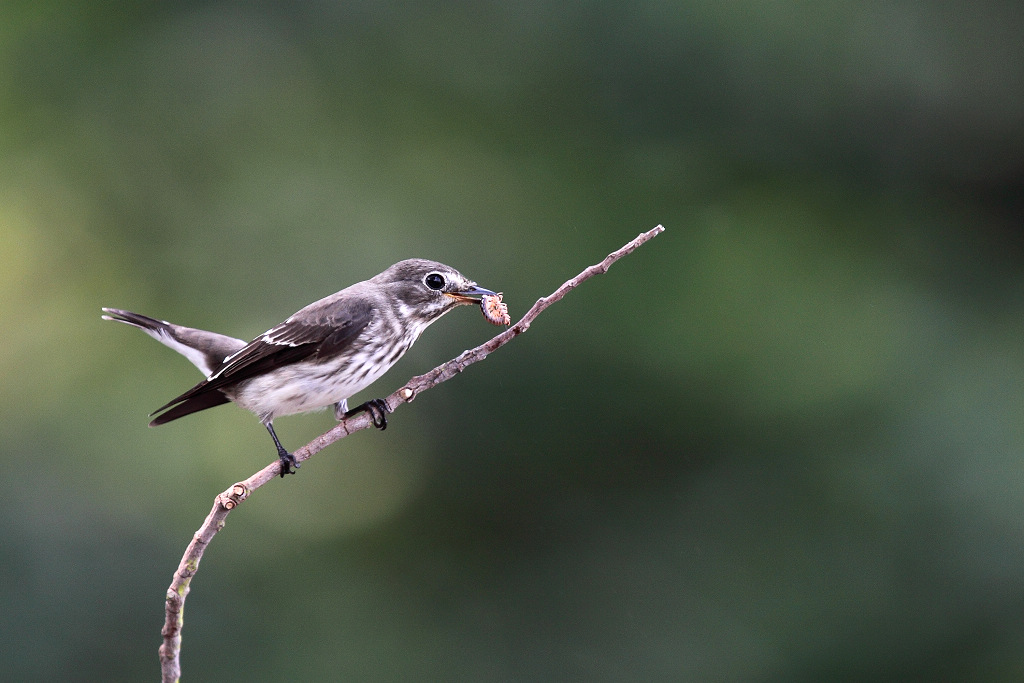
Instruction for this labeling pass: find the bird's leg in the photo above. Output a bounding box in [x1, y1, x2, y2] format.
[344, 398, 390, 430]
[333, 399, 349, 421]
[265, 422, 299, 477]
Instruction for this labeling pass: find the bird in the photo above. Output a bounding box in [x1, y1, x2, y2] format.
[103, 259, 498, 476]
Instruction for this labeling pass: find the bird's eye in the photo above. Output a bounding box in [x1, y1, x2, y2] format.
[424, 273, 446, 290]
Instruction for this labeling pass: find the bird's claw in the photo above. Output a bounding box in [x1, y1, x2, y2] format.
[277, 449, 300, 477]
[346, 398, 390, 430]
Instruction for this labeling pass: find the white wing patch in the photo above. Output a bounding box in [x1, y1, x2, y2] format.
[261, 321, 306, 346]
[210, 320, 305, 380]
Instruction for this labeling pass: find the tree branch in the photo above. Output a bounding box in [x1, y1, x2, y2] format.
[158, 224, 665, 682]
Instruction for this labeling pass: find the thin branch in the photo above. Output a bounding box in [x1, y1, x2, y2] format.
[159, 225, 665, 682]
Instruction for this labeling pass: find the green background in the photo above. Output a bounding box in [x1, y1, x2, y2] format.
[3, 1, 1024, 680]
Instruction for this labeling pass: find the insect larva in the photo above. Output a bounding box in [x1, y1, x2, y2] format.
[481, 292, 511, 326]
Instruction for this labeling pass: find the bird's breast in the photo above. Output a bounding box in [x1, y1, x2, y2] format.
[228, 337, 414, 422]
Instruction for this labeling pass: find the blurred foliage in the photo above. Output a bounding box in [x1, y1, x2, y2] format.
[2, 0, 1023, 680]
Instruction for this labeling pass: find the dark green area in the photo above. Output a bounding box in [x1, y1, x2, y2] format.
[2, 1, 1023, 679]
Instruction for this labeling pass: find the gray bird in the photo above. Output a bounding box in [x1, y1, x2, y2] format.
[103, 259, 497, 476]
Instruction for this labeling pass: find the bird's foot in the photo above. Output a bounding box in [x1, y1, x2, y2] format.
[346, 398, 390, 430]
[277, 447, 299, 478]
[266, 422, 298, 477]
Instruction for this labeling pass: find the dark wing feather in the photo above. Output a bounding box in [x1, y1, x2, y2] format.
[149, 389, 231, 426]
[149, 298, 374, 424]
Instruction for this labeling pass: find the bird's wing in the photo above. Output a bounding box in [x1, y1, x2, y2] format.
[149, 298, 374, 424]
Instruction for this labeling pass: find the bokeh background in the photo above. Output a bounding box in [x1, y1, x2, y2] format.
[3, 1, 1024, 680]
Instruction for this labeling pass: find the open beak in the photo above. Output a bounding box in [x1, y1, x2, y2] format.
[446, 284, 497, 305]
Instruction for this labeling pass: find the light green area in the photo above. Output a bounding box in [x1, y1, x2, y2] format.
[2, 2, 1024, 680]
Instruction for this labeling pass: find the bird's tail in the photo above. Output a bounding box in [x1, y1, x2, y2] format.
[101, 307, 246, 378]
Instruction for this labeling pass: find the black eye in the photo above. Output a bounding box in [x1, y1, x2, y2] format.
[425, 272, 446, 290]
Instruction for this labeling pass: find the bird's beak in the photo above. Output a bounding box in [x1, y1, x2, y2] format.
[446, 284, 497, 305]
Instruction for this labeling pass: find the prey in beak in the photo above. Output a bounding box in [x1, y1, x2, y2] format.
[445, 284, 497, 306]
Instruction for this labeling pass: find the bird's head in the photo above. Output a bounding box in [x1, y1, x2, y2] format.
[373, 259, 496, 325]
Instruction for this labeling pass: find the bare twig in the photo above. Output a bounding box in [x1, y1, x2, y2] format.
[159, 225, 665, 682]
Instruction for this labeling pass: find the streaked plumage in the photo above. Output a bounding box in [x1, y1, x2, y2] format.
[104, 259, 496, 475]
